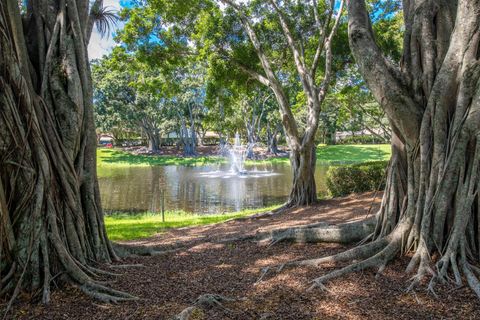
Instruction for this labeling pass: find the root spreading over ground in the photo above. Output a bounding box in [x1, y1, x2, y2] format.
[3, 192, 480, 319]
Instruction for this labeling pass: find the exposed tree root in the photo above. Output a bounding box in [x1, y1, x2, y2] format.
[218, 218, 376, 246]
[258, 218, 376, 246]
[172, 294, 244, 320]
[112, 243, 181, 258]
[80, 282, 139, 303]
[233, 205, 290, 221]
[257, 235, 389, 283]
[257, 217, 412, 291]
[109, 264, 145, 269]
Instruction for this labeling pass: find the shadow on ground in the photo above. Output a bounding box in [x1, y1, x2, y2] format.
[6, 192, 479, 319]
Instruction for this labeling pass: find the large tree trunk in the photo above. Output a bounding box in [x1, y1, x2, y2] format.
[0, 0, 133, 304]
[220, 0, 345, 207]
[180, 120, 196, 157]
[146, 129, 161, 152]
[287, 143, 317, 207]
[266, 124, 280, 155]
[275, 0, 480, 297]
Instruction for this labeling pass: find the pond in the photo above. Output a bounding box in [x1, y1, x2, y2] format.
[98, 163, 330, 214]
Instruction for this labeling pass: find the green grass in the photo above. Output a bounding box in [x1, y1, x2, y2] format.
[97, 144, 391, 168]
[316, 144, 391, 164]
[97, 148, 225, 167]
[105, 206, 280, 241]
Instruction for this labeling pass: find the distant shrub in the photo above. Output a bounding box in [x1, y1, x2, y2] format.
[337, 135, 388, 145]
[326, 161, 388, 197]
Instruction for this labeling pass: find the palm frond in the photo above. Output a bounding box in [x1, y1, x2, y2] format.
[91, 6, 119, 38]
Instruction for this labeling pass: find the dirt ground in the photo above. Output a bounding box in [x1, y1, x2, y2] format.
[4, 192, 480, 319]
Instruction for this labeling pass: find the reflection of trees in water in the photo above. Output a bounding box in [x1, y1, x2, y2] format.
[98, 164, 331, 214]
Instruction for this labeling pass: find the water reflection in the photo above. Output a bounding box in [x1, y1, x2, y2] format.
[98, 163, 329, 214]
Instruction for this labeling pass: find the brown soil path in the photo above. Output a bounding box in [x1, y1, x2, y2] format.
[5, 192, 480, 319]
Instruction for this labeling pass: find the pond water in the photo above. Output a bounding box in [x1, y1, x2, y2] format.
[98, 163, 330, 214]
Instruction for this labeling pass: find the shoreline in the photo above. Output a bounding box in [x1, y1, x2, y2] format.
[97, 144, 392, 168]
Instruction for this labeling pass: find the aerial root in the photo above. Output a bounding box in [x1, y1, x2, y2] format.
[85, 266, 121, 277]
[109, 264, 145, 269]
[256, 237, 389, 284]
[112, 243, 181, 258]
[462, 262, 480, 298]
[257, 218, 376, 247]
[80, 281, 139, 303]
[0, 263, 16, 287]
[172, 294, 245, 320]
[434, 251, 461, 286]
[308, 254, 387, 292]
[217, 219, 374, 245]
[406, 245, 435, 293]
[77, 263, 121, 279]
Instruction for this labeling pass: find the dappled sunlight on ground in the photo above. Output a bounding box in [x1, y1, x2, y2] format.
[8, 191, 480, 319]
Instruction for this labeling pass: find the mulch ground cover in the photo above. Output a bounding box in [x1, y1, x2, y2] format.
[3, 192, 480, 319]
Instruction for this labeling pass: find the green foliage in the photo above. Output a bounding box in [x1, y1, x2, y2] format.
[92, 50, 176, 142]
[337, 135, 389, 145]
[105, 205, 280, 240]
[326, 161, 389, 197]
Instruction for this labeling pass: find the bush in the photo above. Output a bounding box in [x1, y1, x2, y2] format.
[337, 135, 388, 145]
[326, 161, 388, 197]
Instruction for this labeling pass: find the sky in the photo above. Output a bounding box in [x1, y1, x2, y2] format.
[88, 0, 132, 60]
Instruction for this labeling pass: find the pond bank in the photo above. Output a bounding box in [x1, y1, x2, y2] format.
[11, 191, 478, 319]
[97, 144, 391, 167]
[105, 206, 281, 241]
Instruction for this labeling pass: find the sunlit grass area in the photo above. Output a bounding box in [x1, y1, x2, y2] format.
[105, 205, 280, 241]
[316, 144, 391, 164]
[97, 144, 391, 168]
[97, 148, 225, 167]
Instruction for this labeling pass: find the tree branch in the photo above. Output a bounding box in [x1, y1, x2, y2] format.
[301, 0, 344, 149]
[268, 0, 309, 86]
[230, 59, 271, 87]
[219, 0, 301, 145]
[347, 0, 422, 144]
[311, 0, 332, 76]
[316, 0, 344, 103]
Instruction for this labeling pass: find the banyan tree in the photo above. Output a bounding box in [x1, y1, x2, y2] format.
[0, 0, 135, 304]
[261, 0, 480, 297]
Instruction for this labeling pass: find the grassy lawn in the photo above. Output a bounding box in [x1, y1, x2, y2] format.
[97, 144, 391, 168]
[316, 144, 391, 164]
[97, 148, 225, 167]
[105, 206, 279, 241]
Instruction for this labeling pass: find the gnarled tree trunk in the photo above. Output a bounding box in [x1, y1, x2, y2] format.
[146, 128, 161, 152]
[288, 143, 317, 206]
[346, 0, 480, 294]
[266, 123, 281, 155]
[268, 0, 480, 297]
[0, 0, 132, 305]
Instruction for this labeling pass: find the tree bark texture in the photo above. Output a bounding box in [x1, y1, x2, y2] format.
[0, 0, 133, 304]
[301, 0, 480, 296]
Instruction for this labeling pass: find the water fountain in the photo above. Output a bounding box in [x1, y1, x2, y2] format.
[196, 132, 280, 181]
[229, 132, 248, 174]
